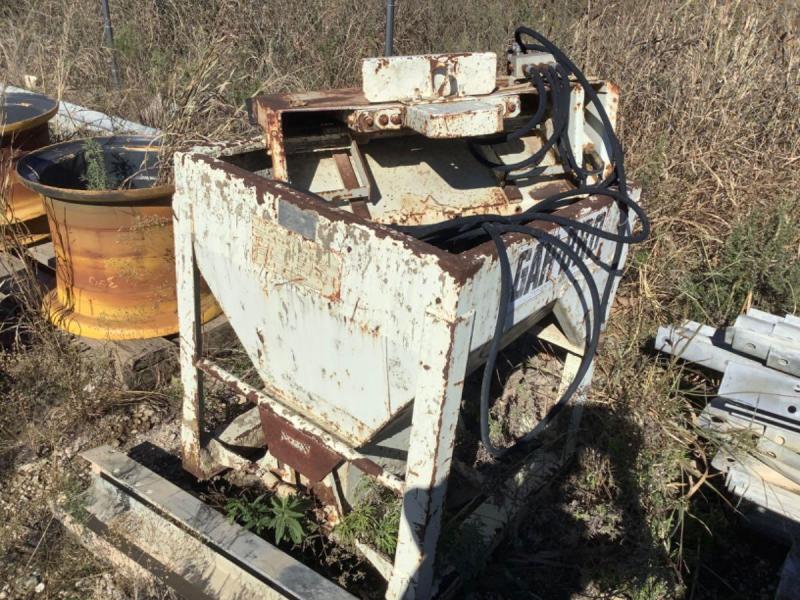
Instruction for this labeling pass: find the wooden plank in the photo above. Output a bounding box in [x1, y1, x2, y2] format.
[79, 476, 291, 600]
[55, 503, 162, 592]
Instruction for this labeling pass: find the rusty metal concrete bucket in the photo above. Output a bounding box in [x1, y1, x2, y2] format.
[15, 135, 220, 340]
[1, 90, 59, 243]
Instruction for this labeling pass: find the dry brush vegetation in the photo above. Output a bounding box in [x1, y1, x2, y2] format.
[1, 0, 799, 598]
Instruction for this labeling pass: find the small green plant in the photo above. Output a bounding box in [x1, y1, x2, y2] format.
[268, 495, 310, 546]
[337, 483, 401, 557]
[226, 493, 309, 546]
[61, 475, 90, 523]
[373, 499, 401, 556]
[81, 138, 110, 191]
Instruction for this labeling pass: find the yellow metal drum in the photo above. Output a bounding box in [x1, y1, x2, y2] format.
[16, 136, 220, 340]
[1, 91, 58, 244]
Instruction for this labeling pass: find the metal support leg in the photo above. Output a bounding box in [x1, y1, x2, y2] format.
[387, 311, 474, 600]
[561, 351, 593, 460]
[174, 190, 207, 478]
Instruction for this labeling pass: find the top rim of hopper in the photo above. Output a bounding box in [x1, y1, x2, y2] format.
[0, 90, 58, 136]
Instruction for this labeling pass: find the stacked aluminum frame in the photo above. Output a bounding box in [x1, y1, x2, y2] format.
[656, 308, 800, 597]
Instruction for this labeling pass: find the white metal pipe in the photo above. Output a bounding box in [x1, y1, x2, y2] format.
[2, 84, 160, 137]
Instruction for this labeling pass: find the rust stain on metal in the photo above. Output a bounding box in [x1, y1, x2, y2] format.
[347, 109, 403, 133]
[251, 212, 342, 301]
[190, 153, 484, 283]
[332, 152, 360, 190]
[352, 457, 386, 478]
[374, 57, 390, 74]
[258, 403, 343, 482]
[189, 133, 612, 294]
[350, 200, 371, 220]
[251, 77, 530, 116]
[384, 188, 510, 226]
[253, 104, 287, 182]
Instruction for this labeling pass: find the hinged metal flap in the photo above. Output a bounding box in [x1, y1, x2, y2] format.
[405, 99, 504, 138]
[362, 52, 497, 102]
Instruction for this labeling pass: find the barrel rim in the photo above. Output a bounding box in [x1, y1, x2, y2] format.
[1, 90, 59, 136]
[15, 134, 174, 204]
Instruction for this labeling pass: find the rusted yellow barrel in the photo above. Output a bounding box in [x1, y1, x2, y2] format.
[16, 136, 220, 340]
[1, 91, 58, 244]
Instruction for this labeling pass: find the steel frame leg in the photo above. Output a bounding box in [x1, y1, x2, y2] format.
[174, 194, 207, 478]
[387, 310, 474, 600]
[561, 350, 593, 460]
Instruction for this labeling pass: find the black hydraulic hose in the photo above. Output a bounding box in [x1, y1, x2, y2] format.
[472, 67, 548, 147]
[394, 26, 649, 458]
[514, 27, 635, 333]
[515, 26, 625, 191]
[467, 68, 568, 173]
[480, 223, 602, 458]
[478, 224, 514, 456]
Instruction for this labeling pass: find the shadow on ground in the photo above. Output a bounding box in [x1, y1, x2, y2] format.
[465, 403, 785, 600]
[438, 327, 787, 599]
[467, 401, 676, 599]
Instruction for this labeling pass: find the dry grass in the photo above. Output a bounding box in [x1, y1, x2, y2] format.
[1, 0, 800, 597]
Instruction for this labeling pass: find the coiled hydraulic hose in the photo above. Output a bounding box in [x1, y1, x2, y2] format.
[394, 27, 650, 458]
